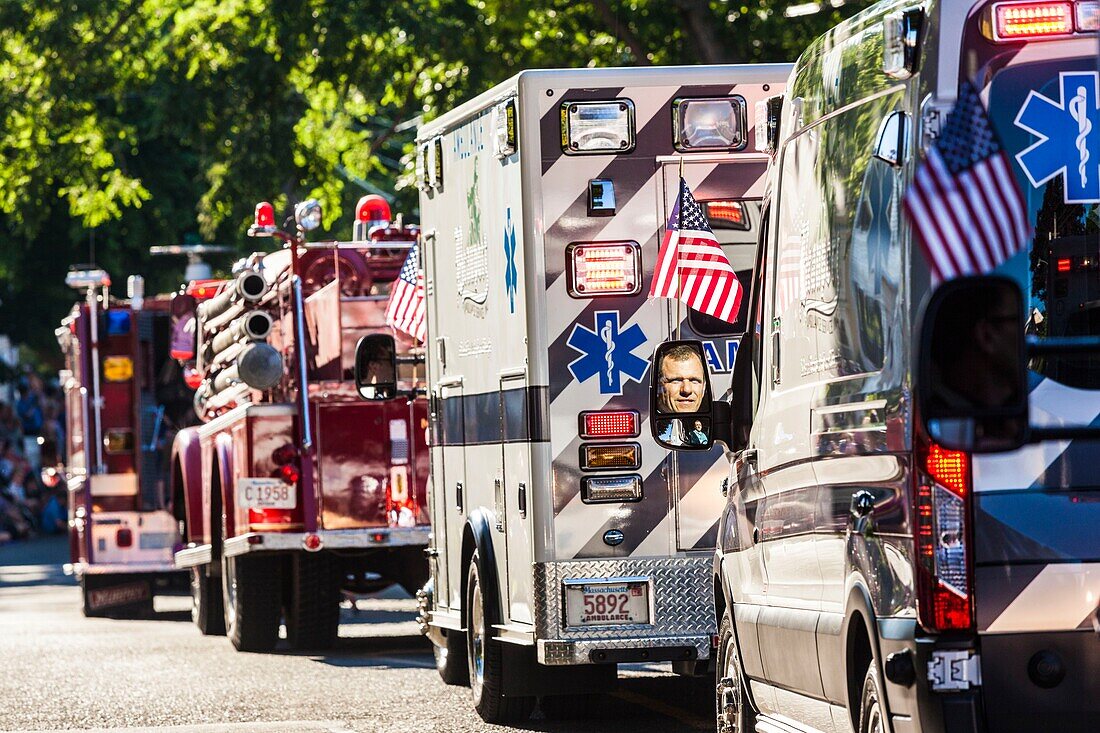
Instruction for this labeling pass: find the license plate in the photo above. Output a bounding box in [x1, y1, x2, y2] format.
[238, 478, 296, 510]
[564, 579, 650, 627]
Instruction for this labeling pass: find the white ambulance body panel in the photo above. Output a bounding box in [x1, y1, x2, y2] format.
[419, 64, 791, 666]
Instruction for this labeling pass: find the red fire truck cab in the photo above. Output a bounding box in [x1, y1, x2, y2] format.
[171, 196, 430, 652]
[56, 270, 193, 617]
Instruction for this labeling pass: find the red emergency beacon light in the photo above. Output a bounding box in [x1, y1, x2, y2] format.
[354, 194, 392, 240]
[249, 201, 276, 237]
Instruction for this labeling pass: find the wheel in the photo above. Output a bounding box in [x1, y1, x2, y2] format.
[434, 628, 470, 686]
[858, 661, 886, 733]
[191, 566, 226, 635]
[716, 610, 755, 733]
[466, 552, 535, 724]
[539, 693, 602, 720]
[222, 553, 282, 652]
[284, 553, 341, 651]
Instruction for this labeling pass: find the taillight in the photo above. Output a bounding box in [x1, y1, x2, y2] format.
[703, 200, 749, 230]
[581, 443, 640, 470]
[567, 242, 641, 297]
[271, 444, 297, 466]
[116, 528, 133, 548]
[277, 463, 300, 485]
[915, 441, 974, 632]
[1057, 257, 1073, 273]
[580, 410, 640, 439]
[989, 2, 1074, 40]
[386, 466, 418, 527]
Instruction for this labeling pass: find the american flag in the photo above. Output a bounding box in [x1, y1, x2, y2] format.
[903, 82, 1030, 284]
[384, 240, 426, 342]
[649, 177, 743, 323]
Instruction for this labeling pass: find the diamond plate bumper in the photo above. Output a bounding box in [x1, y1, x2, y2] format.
[533, 557, 716, 665]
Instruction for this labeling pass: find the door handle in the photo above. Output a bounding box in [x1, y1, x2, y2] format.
[752, 526, 762, 545]
[736, 448, 758, 473]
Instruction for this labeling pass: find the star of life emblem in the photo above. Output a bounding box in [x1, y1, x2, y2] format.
[566, 311, 648, 395]
[1015, 71, 1100, 204]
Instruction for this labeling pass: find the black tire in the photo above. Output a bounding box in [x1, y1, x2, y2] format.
[434, 628, 470, 686]
[284, 552, 341, 651]
[858, 661, 887, 733]
[466, 552, 535, 724]
[716, 610, 756, 733]
[222, 553, 282, 652]
[191, 566, 225, 636]
[539, 694, 603, 721]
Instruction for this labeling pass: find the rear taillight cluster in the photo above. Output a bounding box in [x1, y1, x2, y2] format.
[271, 443, 300, 485]
[578, 410, 642, 503]
[915, 442, 974, 632]
[985, 1, 1099, 41]
[567, 242, 641, 297]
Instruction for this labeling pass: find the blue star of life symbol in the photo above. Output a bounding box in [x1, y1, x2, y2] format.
[1015, 71, 1100, 204]
[566, 311, 648, 395]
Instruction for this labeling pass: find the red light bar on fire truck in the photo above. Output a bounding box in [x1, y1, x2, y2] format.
[65, 269, 111, 290]
[248, 201, 276, 238]
[566, 242, 641, 297]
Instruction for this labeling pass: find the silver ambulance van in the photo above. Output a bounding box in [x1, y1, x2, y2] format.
[649, 1, 1100, 731]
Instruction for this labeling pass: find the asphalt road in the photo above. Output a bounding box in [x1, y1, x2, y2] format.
[0, 537, 712, 733]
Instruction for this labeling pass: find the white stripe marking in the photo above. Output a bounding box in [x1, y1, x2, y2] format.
[986, 562, 1100, 634]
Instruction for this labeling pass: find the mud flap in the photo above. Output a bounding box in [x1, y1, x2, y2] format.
[82, 575, 154, 617]
[500, 643, 616, 697]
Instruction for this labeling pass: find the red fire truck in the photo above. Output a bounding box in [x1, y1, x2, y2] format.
[55, 270, 195, 617]
[171, 195, 430, 652]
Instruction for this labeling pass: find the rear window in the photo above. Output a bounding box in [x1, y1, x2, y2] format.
[988, 57, 1100, 388]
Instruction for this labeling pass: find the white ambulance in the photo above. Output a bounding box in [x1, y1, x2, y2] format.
[412, 63, 791, 723]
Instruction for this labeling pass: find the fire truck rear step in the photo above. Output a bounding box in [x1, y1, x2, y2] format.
[174, 544, 213, 569]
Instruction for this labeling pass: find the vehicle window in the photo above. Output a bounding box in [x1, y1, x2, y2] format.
[688, 200, 759, 337]
[771, 92, 904, 388]
[986, 58, 1100, 388]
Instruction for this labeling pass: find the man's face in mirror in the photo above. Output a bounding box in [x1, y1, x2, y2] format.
[658, 347, 706, 413]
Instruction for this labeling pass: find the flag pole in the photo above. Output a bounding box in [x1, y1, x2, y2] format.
[675, 156, 685, 341]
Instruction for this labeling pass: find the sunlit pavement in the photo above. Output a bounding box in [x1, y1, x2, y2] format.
[0, 537, 711, 733]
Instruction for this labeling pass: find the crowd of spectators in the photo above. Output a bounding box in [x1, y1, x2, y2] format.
[1, 374, 68, 545]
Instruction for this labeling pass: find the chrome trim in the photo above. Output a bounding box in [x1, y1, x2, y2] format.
[65, 561, 182, 577]
[222, 526, 431, 557]
[174, 543, 213, 569]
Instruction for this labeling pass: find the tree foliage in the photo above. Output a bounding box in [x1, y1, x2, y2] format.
[0, 0, 871, 363]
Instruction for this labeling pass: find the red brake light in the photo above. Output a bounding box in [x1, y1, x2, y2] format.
[277, 463, 300, 485]
[1057, 257, 1073, 273]
[924, 443, 969, 497]
[992, 2, 1074, 40]
[116, 528, 133, 548]
[182, 366, 202, 391]
[580, 410, 640, 439]
[704, 200, 749, 230]
[254, 201, 275, 228]
[567, 242, 641, 297]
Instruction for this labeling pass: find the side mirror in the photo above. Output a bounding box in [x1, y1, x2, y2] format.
[169, 293, 198, 361]
[650, 340, 719, 450]
[916, 276, 1028, 453]
[355, 334, 397, 400]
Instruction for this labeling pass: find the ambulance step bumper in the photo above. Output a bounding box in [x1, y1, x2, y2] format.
[174, 544, 213, 569]
[538, 635, 710, 666]
[223, 527, 430, 557]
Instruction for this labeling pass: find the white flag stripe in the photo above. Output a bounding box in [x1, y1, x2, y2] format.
[930, 152, 987, 274]
[919, 160, 971, 277]
[907, 186, 957, 282]
[950, 171, 995, 270]
[965, 168, 1009, 262]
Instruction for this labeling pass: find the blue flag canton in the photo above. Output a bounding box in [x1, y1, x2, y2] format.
[677, 180, 714, 233]
[938, 82, 1002, 175]
[399, 241, 420, 284]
